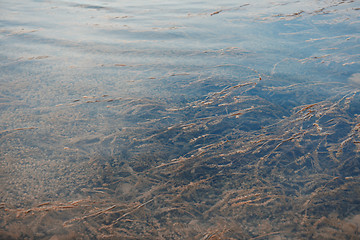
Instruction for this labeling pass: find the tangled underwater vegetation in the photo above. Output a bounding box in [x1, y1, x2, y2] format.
[1, 0, 360, 239]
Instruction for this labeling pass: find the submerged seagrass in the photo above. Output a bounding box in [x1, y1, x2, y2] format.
[0, 0, 359, 239]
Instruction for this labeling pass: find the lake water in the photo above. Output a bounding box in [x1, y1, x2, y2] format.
[1, 0, 359, 239]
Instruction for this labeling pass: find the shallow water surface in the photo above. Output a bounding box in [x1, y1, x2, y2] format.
[1, 0, 360, 239]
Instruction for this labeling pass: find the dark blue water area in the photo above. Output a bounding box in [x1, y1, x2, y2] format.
[0, 0, 359, 239]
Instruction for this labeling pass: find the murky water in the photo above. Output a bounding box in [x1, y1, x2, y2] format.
[1, 0, 359, 239]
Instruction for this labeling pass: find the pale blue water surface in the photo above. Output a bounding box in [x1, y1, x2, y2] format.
[1, 0, 359, 239]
